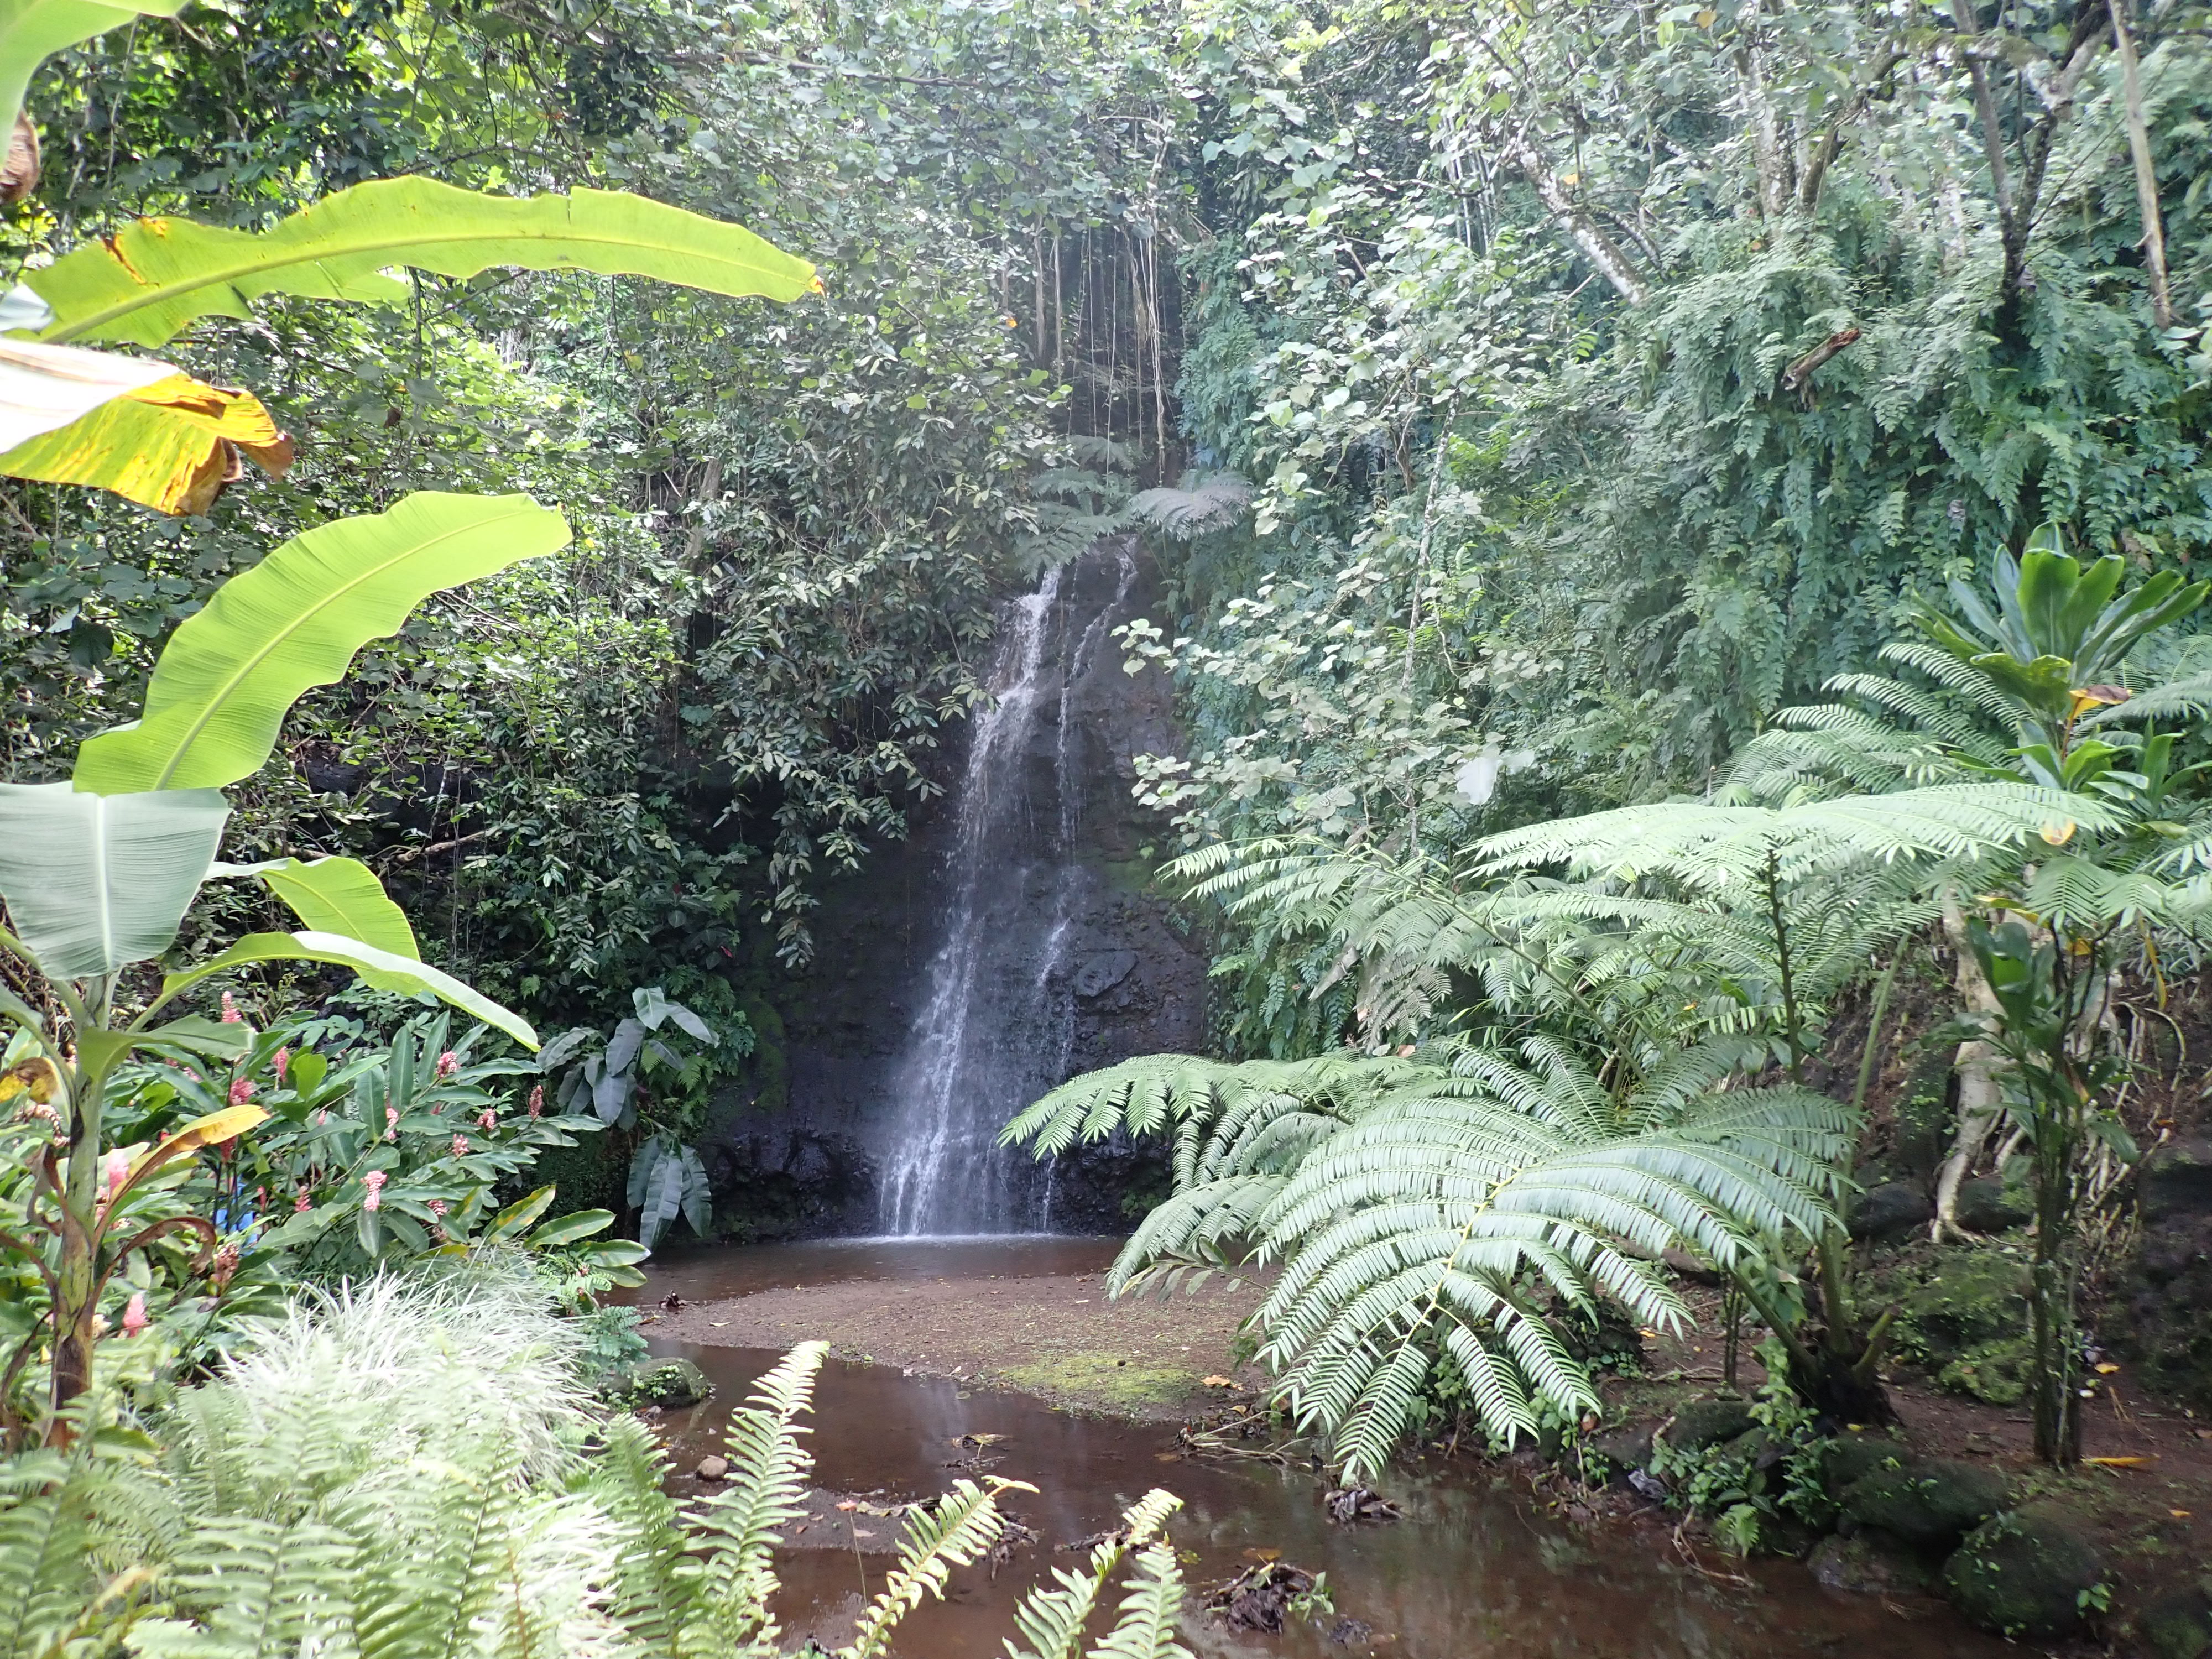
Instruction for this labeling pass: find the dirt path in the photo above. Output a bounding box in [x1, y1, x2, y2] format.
[647, 1267, 1269, 1419]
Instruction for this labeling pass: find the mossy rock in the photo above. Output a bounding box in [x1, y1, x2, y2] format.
[1954, 1174, 2034, 1234]
[606, 1357, 712, 1408]
[1840, 1455, 2007, 1548]
[1940, 1506, 2105, 1639]
[1935, 1335, 2032, 1406]
[1819, 1432, 1908, 1495]
[1658, 1396, 1756, 1453]
[1900, 1251, 2031, 1350]
[2142, 1585, 2212, 1659]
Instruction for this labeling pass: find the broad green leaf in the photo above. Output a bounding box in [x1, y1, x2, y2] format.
[0, 343, 291, 514]
[133, 1014, 251, 1063]
[212, 856, 419, 957]
[526, 1208, 617, 1248]
[31, 177, 820, 348]
[484, 1184, 556, 1242]
[161, 930, 538, 1050]
[73, 492, 572, 794]
[117, 1101, 266, 1196]
[0, 782, 227, 977]
[0, 2, 183, 135]
[578, 1237, 649, 1267]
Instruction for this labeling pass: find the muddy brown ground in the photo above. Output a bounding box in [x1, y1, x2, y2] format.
[647, 1267, 1270, 1419]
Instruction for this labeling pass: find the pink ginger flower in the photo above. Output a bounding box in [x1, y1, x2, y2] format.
[103, 1148, 131, 1199]
[361, 1170, 387, 1212]
[121, 1292, 149, 1338]
[477, 1109, 497, 1132]
[219, 992, 242, 1025]
[228, 1076, 255, 1106]
[451, 1134, 469, 1158]
[427, 1198, 447, 1218]
[294, 1188, 313, 1214]
[273, 1047, 290, 1082]
[526, 1084, 544, 1119]
[435, 1050, 459, 1079]
[385, 1105, 399, 1140]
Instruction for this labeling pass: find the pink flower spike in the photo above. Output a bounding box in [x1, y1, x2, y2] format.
[121, 1292, 148, 1338]
[526, 1084, 543, 1119]
[451, 1134, 469, 1159]
[427, 1198, 447, 1218]
[477, 1109, 497, 1131]
[228, 1076, 255, 1106]
[103, 1148, 131, 1199]
[361, 1170, 387, 1212]
[385, 1106, 399, 1140]
[273, 1047, 290, 1082]
[435, 1050, 459, 1079]
[219, 992, 242, 1025]
[294, 1189, 312, 1213]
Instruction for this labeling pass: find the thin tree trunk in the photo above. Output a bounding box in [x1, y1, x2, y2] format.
[1935, 889, 2007, 1241]
[1736, 43, 1794, 220]
[1505, 136, 1649, 305]
[2110, 0, 2174, 327]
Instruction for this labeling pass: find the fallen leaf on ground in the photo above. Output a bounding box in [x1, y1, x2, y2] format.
[1242, 1547, 1281, 1562]
[2083, 1455, 2152, 1468]
[1203, 1375, 1235, 1388]
[836, 1501, 859, 1511]
[2094, 1362, 2121, 1374]
[2171, 1510, 2193, 1519]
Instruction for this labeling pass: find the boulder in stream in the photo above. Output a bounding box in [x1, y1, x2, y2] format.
[1940, 1505, 2106, 1637]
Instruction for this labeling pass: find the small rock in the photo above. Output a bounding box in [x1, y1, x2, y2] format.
[1808, 1532, 1926, 1595]
[695, 1455, 729, 1481]
[1841, 1455, 2007, 1548]
[1322, 1486, 1401, 1524]
[1327, 1617, 1374, 1646]
[606, 1357, 713, 1408]
[1940, 1505, 2105, 1638]
[1588, 1422, 1656, 1472]
[1850, 1181, 1933, 1241]
[1659, 1397, 1756, 1453]
[1627, 1468, 1669, 1502]
[1954, 1176, 2033, 1235]
[1661, 1248, 1724, 1286]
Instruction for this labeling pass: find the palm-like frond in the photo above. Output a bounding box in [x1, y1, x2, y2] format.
[1004, 1488, 1181, 1659]
[1126, 473, 1253, 540]
[837, 1479, 1015, 1659]
[687, 1340, 827, 1654]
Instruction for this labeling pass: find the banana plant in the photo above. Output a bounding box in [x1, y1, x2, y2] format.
[0, 491, 569, 1436]
[0, 4, 816, 514]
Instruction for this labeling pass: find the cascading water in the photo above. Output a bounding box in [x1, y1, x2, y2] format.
[874, 546, 1137, 1237]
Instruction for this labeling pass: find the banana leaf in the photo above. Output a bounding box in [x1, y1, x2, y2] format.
[73, 492, 571, 794]
[0, 782, 228, 977]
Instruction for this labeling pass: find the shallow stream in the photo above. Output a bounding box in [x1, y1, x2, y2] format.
[642, 1239, 2005, 1658]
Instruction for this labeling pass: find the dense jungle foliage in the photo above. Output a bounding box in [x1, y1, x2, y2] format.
[6, 3, 2212, 1635]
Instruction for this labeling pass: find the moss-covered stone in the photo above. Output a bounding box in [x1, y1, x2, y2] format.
[606, 1357, 712, 1407]
[1940, 1506, 2105, 1638]
[1935, 1337, 2032, 1406]
[1839, 1455, 2007, 1547]
[998, 1354, 1201, 1411]
[2141, 1584, 2212, 1659]
[1658, 1396, 1756, 1453]
[1819, 1432, 1908, 1495]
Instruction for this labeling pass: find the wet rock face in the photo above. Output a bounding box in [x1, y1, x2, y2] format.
[2111, 1138, 2212, 1408]
[704, 540, 1208, 1238]
[1839, 1455, 2008, 1549]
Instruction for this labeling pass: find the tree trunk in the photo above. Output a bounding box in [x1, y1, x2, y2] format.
[1934, 890, 2007, 1241]
[1504, 137, 1649, 305]
[2111, 0, 2174, 328]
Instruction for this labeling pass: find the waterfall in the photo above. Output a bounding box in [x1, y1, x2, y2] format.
[874, 546, 1136, 1237]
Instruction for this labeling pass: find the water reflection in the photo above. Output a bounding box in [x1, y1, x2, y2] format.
[649, 1338, 2005, 1658]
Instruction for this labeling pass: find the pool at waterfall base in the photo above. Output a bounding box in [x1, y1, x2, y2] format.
[636, 1237, 2010, 1658]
